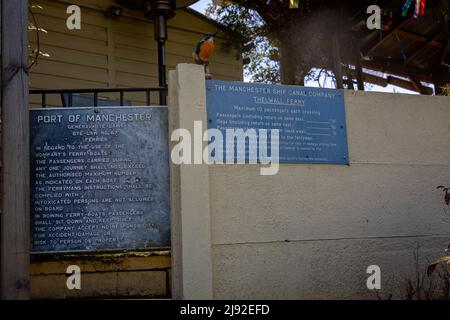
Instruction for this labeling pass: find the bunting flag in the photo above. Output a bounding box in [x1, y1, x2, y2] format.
[402, 0, 426, 18]
[420, 0, 426, 16]
[289, 0, 299, 9]
[402, 0, 413, 16]
[414, 0, 420, 18]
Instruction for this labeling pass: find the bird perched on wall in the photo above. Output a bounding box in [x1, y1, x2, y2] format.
[192, 31, 217, 79]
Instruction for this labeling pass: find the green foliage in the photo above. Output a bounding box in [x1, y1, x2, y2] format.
[206, 2, 280, 83]
[441, 84, 450, 96]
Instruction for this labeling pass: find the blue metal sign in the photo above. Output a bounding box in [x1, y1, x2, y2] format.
[206, 80, 349, 164]
[30, 106, 170, 253]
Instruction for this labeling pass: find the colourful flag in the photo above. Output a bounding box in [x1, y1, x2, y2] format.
[289, 0, 299, 9]
[414, 0, 420, 18]
[419, 0, 426, 16]
[402, 0, 413, 16]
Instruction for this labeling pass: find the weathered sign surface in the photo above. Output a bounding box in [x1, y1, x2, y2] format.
[206, 80, 349, 164]
[30, 106, 170, 253]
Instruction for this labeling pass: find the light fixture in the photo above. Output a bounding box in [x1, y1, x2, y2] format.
[116, 1, 201, 105]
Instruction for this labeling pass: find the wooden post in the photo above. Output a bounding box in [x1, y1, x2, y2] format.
[356, 66, 364, 91]
[0, 0, 30, 299]
[356, 42, 365, 91]
[433, 2, 450, 95]
[446, 3, 450, 82]
[332, 33, 343, 89]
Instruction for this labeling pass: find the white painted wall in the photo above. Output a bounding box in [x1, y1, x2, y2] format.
[170, 64, 450, 299]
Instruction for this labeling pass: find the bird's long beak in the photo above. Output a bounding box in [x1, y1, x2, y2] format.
[212, 30, 218, 37]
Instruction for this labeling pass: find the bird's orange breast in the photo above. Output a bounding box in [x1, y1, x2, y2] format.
[199, 40, 215, 62]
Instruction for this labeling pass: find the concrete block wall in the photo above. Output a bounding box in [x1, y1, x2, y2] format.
[169, 64, 450, 299]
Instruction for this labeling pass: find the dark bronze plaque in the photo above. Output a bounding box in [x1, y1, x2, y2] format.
[30, 107, 169, 253]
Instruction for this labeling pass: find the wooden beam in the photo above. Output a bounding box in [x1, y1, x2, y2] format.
[364, 19, 411, 54]
[1, 0, 30, 299]
[342, 55, 435, 82]
[386, 76, 432, 95]
[343, 66, 433, 94]
[396, 30, 446, 48]
[405, 34, 444, 65]
[409, 76, 429, 95]
[318, 54, 434, 86]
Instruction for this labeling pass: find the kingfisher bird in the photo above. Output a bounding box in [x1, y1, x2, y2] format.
[193, 31, 217, 79]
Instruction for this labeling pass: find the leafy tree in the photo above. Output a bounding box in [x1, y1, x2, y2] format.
[207, 3, 281, 83]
